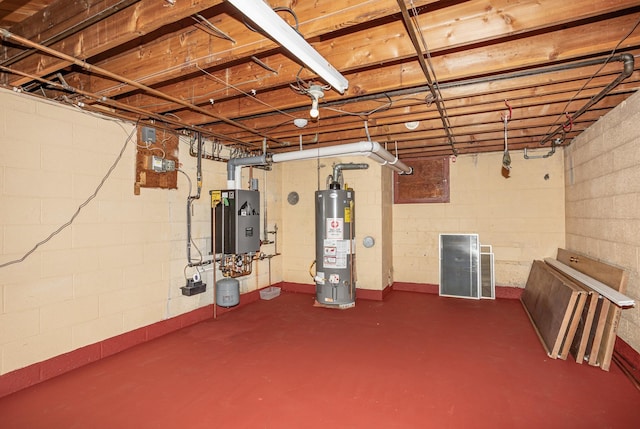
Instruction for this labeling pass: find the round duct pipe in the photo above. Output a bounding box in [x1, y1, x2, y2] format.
[271, 141, 412, 175]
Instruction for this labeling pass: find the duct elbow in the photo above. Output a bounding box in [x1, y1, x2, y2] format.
[226, 154, 268, 180]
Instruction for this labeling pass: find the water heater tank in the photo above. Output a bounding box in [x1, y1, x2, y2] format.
[314, 188, 356, 308]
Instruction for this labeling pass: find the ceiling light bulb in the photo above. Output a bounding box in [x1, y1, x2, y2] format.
[308, 85, 324, 119]
[310, 99, 319, 119]
[405, 121, 420, 130]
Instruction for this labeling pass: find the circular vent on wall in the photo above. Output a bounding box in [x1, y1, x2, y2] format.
[287, 191, 300, 205]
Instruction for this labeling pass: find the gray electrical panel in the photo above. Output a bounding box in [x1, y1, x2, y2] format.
[213, 189, 260, 254]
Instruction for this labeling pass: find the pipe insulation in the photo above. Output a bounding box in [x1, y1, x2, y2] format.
[271, 141, 412, 174]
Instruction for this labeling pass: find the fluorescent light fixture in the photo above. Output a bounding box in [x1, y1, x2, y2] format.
[227, 0, 349, 94]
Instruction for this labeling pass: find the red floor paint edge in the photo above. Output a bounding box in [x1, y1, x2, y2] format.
[1, 284, 633, 399]
[392, 282, 439, 294]
[614, 337, 640, 388]
[279, 282, 315, 295]
[279, 282, 392, 301]
[0, 288, 266, 399]
[392, 281, 524, 299]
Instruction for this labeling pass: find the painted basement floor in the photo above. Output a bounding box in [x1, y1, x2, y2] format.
[1, 291, 639, 429]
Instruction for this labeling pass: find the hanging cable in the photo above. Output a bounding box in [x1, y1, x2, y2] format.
[364, 120, 372, 142]
[0, 121, 138, 268]
[196, 65, 297, 120]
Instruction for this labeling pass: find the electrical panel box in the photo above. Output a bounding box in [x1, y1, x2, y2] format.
[213, 189, 260, 254]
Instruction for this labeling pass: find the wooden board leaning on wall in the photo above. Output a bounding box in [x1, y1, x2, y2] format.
[521, 249, 632, 372]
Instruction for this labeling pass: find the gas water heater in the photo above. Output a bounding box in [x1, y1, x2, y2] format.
[314, 163, 367, 308]
[315, 188, 356, 308]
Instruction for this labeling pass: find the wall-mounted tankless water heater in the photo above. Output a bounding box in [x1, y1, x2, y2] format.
[213, 189, 260, 254]
[211, 189, 260, 280]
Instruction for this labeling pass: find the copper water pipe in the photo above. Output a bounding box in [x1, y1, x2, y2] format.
[0, 28, 286, 146]
[0, 64, 254, 146]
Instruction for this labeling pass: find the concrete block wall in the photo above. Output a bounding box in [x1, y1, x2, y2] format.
[564, 89, 640, 354]
[393, 150, 566, 287]
[280, 157, 388, 290]
[0, 89, 282, 375]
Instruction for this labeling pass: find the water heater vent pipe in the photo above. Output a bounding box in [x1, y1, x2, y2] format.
[330, 162, 369, 189]
[227, 154, 268, 189]
[271, 141, 412, 174]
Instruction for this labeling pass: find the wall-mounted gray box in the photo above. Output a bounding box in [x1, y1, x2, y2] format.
[213, 189, 260, 254]
[141, 126, 156, 143]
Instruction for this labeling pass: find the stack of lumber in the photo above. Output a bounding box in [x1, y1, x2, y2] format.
[521, 249, 634, 371]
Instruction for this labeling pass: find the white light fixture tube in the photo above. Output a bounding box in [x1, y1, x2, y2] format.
[227, 0, 349, 94]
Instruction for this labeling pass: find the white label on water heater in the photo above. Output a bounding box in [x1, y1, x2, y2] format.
[323, 238, 348, 269]
[326, 217, 344, 239]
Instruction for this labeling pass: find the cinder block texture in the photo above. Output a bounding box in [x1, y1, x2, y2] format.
[280, 157, 389, 291]
[565, 90, 640, 355]
[0, 89, 283, 375]
[393, 151, 565, 285]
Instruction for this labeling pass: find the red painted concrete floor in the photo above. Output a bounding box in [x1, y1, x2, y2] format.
[1, 291, 639, 429]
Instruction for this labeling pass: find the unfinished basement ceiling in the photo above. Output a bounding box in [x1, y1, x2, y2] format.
[1, 0, 639, 160]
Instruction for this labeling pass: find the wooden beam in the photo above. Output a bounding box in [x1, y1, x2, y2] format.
[4, 0, 226, 86]
[65, 0, 418, 96]
[2, 0, 131, 61]
[211, 74, 639, 142]
[160, 12, 639, 125]
[77, 0, 640, 105]
[204, 62, 640, 135]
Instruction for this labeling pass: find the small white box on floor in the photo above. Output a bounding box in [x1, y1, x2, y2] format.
[259, 286, 281, 300]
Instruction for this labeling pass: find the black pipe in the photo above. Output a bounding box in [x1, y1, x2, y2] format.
[231, 55, 637, 123]
[540, 53, 635, 146]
